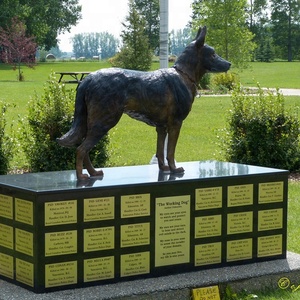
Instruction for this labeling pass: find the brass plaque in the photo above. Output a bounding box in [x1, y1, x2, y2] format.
[16, 258, 34, 287]
[0, 194, 13, 219]
[259, 182, 284, 203]
[45, 261, 77, 288]
[84, 197, 114, 222]
[258, 208, 283, 231]
[84, 256, 114, 282]
[227, 238, 253, 262]
[195, 215, 222, 238]
[45, 230, 77, 256]
[121, 223, 150, 248]
[227, 212, 253, 235]
[15, 228, 33, 256]
[0, 252, 14, 279]
[120, 251, 150, 277]
[227, 184, 253, 207]
[195, 187, 222, 210]
[84, 227, 114, 252]
[258, 235, 283, 257]
[0, 223, 13, 249]
[155, 195, 190, 267]
[15, 198, 33, 225]
[195, 242, 222, 266]
[45, 200, 77, 226]
[121, 194, 150, 218]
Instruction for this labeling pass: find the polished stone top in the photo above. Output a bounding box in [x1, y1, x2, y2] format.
[0, 161, 288, 193]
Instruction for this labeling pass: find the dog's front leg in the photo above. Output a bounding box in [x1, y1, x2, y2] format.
[167, 124, 185, 173]
[156, 126, 169, 172]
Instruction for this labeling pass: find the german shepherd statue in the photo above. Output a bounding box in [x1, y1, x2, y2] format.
[58, 27, 231, 180]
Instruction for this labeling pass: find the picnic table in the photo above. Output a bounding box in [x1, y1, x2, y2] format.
[57, 71, 90, 88]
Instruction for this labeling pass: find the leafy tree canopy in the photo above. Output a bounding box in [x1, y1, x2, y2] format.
[0, 0, 81, 50]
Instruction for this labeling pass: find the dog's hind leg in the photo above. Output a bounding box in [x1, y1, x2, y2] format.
[156, 126, 169, 172]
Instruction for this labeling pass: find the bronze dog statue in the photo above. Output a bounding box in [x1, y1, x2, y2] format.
[58, 27, 231, 180]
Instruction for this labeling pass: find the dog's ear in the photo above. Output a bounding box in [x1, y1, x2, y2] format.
[195, 26, 207, 48]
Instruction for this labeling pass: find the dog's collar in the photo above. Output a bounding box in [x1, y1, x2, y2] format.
[173, 65, 200, 97]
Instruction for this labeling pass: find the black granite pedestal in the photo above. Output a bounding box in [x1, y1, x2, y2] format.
[0, 161, 288, 293]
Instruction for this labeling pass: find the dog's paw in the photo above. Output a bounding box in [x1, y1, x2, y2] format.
[171, 167, 185, 174]
[77, 173, 90, 181]
[90, 170, 104, 178]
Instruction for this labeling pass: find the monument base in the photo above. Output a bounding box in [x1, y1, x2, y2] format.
[0, 161, 288, 293]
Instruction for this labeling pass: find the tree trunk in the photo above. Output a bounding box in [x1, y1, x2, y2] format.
[159, 0, 169, 68]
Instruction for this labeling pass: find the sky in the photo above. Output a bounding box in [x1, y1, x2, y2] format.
[58, 0, 193, 52]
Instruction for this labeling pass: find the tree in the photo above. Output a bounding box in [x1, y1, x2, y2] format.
[270, 0, 300, 61]
[0, 0, 81, 50]
[170, 27, 193, 56]
[111, 0, 152, 71]
[191, 0, 256, 68]
[135, 0, 160, 51]
[0, 17, 37, 81]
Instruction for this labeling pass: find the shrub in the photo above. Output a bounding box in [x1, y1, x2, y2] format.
[212, 72, 238, 92]
[217, 84, 300, 171]
[18, 73, 109, 172]
[0, 102, 14, 174]
[199, 73, 211, 89]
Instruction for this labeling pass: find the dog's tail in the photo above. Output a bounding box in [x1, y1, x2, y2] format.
[57, 83, 88, 148]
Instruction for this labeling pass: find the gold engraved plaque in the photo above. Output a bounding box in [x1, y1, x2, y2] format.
[45, 230, 77, 256]
[15, 228, 33, 256]
[195, 242, 222, 266]
[227, 212, 253, 235]
[227, 238, 253, 262]
[155, 195, 190, 267]
[0, 194, 13, 219]
[16, 258, 34, 287]
[258, 235, 283, 257]
[45, 261, 77, 288]
[228, 184, 253, 207]
[0, 252, 14, 279]
[258, 208, 283, 231]
[84, 256, 114, 282]
[121, 194, 150, 218]
[195, 187, 222, 210]
[0, 223, 13, 249]
[15, 198, 33, 225]
[195, 215, 222, 238]
[45, 200, 77, 226]
[120, 251, 150, 277]
[121, 223, 150, 247]
[84, 197, 114, 222]
[84, 227, 114, 252]
[259, 182, 284, 204]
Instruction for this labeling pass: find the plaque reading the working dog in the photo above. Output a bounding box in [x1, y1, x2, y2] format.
[228, 184, 253, 207]
[194, 242, 222, 266]
[155, 195, 190, 267]
[0, 223, 13, 249]
[84, 197, 114, 222]
[258, 234, 283, 257]
[45, 261, 77, 288]
[120, 251, 150, 277]
[0, 194, 13, 219]
[259, 182, 284, 204]
[227, 212, 253, 235]
[0, 253, 14, 279]
[258, 208, 283, 231]
[84, 256, 114, 282]
[15, 228, 33, 256]
[15, 198, 33, 225]
[121, 223, 150, 248]
[195, 215, 222, 238]
[84, 227, 114, 252]
[195, 187, 222, 210]
[45, 200, 77, 226]
[227, 239, 253, 262]
[45, 230, 77, 256]
[121, 194, 150, 218]
[16, 258, 34, 287]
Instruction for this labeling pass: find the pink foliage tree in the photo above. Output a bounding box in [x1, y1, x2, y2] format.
[0, 17, 37, 81]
